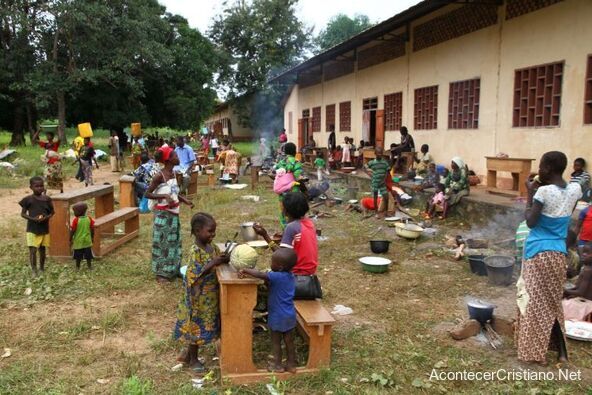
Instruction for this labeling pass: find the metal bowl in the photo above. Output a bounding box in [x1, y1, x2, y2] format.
[359, 256, 392, 273]
[394, 222, 424, 239]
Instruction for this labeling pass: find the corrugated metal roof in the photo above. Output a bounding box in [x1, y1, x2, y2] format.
[269, 0, 452, 83]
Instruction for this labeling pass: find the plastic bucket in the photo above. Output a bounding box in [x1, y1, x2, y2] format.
[78, 122, 93, 138]
[131, 123, 142, 136]
[484, 255, 514, 286]
[436, 164, 446, 176]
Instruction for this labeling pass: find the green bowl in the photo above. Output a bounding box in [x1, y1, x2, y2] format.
[359, 256, 391, 273]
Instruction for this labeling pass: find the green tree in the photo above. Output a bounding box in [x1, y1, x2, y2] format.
[208, 0, 310, 131]
[314, 14, 373, 53]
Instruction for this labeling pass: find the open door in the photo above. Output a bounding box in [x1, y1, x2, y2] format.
[375, 109, 385, 149]
[297, 119, 305, 150]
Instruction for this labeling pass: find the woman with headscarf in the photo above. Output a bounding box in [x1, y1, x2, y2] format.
[441, 156, 469, 218]
[145, 146, 194, 283]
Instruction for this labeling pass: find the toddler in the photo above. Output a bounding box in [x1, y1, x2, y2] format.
[424, 183, 445, 219]
[241, 248, 298, 373]
[19, 176, 54, 277]
[313, 151, 326, 181]
[70, 202, 95, 270]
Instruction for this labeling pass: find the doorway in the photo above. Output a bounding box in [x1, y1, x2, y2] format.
[362, 97, 378, 145]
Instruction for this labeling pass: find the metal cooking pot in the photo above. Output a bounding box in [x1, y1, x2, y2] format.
[369, 240, 391, 254]
[467, 300, 495, 325]
[240, 222, 258, 242]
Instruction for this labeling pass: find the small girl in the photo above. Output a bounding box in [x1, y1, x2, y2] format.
[313, 151, 326, 181]
[342, 137, 351, 166]
[424, 183, 445, 219]
[69, 202, 95, 270]
[173, 212, 229, 372]
[240, 248, 298, 373]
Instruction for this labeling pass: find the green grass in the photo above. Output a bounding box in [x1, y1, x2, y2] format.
[0, 172, 591, 394]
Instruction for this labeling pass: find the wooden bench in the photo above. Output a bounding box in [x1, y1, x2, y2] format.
[294, 300, 336, 369]
[216, 265, 336, 384]
[49, 185, 115, 258]
[92, 207, 139, 257]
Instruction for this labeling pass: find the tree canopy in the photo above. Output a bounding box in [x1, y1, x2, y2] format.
[208, 0, 310, 133]
[314, 14, 373, 53]
[0, 0, 217, 144]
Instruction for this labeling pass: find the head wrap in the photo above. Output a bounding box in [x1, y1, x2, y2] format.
[279, 134, 288, 143]
[452, 156, 465, 170]
[158, 146, 174, 162]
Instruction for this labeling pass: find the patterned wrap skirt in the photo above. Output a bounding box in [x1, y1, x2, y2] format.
[45, 161, 63, 190]
[151, 210, 181, 279]
[515, 251, 566, 362]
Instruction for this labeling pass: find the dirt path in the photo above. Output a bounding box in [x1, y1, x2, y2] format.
[0, 165, 126, 220]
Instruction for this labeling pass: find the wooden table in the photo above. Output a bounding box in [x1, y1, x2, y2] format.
[48, 184, 114, 258]
[485, 157, 534, 197]
[216, 265, 317, 384]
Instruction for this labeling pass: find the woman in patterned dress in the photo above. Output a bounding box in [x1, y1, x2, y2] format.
[145, 146, 194, 283]
[33, 130, 63, 193]
[173, 213, 229, 372]
[515, 151, 582, 364]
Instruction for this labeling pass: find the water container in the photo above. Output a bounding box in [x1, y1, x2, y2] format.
[131, 123, 142, 137]
[436, 164, 446, 176]
[78, 122, 93, 138]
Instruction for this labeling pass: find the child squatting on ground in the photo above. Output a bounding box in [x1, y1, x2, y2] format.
[173, 213, 229, 372]
[240, 248, 298, 373]
[19, 176, 54, 277]
[69, 202, 95, 270]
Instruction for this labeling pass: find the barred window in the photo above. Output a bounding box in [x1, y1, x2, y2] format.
[384, 92, 403, 131]
[512, 62, 563, 127]
[339, 101, 351, 132]
[414, 86, 438, 130]
[448, 79, 480, 129]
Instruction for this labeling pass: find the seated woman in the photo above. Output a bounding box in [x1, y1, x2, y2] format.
[132, 152, 158, 203]
[253, 191, 321, 299]
[441, 157, 469, 219]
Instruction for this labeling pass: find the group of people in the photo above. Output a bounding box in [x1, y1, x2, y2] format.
[20, 123, 592, 372]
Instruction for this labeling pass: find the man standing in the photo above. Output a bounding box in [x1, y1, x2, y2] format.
[174, 136, 196, 195]
[108, 130, 120, 172]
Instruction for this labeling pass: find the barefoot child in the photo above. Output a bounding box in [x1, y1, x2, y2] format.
[313, 151, 325, 181]
[69, 202, 94, 270]
[365, 147, 389, 218]
[240, 248, 298, 373]
[424, 183, 446, 219]
[19, 176, 54, 277]
[173, 213, 229, 372]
